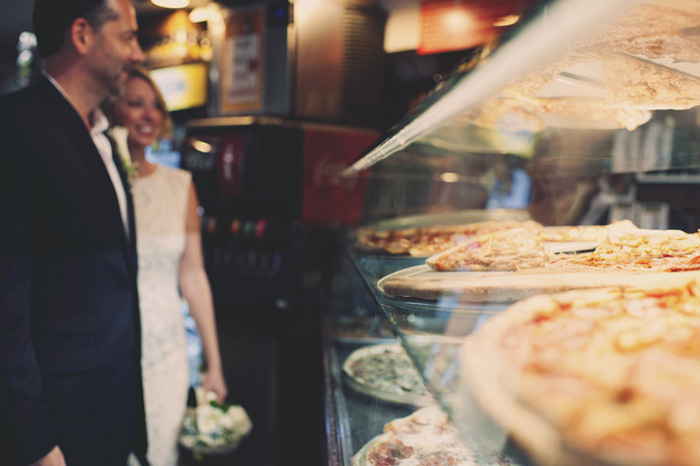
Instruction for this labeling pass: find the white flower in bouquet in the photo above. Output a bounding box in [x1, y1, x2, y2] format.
[195, 403, 220, 436]
[218, 410, 236, 430]
[108, 125, 138, 186]
[180, 387, 252, 458]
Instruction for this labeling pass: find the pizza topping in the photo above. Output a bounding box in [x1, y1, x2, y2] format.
[416, 219, 700, 274]
[410, 451, 464, 465]
[427, 229, 554, 272]
[348, 348, 427, 396]
[386, 239, 413, 255]
[343, 344, 431, 404]
[353, 406, 513, 466]
[538, 220, 638, 243]
[366, 437, 417, 466]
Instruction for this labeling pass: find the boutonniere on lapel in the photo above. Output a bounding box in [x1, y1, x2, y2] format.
[108, 126, 138, 187]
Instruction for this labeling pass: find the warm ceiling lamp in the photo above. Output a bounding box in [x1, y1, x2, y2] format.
[189, 5, 213, 23]
[151, 0, 190, 8]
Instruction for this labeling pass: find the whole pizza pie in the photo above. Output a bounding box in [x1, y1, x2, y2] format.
[354, 220, 543, 257]
[461, 276, 700, 466]
[352, 405, 517, 466]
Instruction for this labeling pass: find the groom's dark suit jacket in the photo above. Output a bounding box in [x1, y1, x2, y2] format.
[0, 75, 147, 465]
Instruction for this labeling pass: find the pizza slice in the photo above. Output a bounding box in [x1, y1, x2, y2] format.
[546, 227, 700, 272]
[352, 406, 516, 466]
[426, 228, 554, 272]
[602, 51, 700, 110]
[538, 219, 638, 243]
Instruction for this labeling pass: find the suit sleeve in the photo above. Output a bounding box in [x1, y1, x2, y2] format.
[0, 107, 57, 464]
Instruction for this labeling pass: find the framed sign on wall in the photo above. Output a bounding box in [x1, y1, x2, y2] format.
[220, 6, 265, 113]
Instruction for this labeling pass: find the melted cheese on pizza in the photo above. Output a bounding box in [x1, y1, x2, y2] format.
[427, 228, 554, 272]
[464, 278, 700, 465]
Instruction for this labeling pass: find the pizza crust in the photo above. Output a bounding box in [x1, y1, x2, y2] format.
[461, 336, 587, 466]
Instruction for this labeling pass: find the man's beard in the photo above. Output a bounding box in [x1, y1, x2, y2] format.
[108, 78, 127, 98]
[93, 65, 128, 100]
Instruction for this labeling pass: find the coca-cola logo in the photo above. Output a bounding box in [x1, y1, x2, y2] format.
[222, 151, 235, 181]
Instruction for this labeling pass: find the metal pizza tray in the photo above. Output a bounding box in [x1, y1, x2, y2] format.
[376, 239, 598, 303]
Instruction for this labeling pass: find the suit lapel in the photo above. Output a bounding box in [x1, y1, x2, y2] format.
[36, 76, 138, 276]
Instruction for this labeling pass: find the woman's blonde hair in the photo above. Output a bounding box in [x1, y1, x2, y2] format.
[104, 64, 174, 140]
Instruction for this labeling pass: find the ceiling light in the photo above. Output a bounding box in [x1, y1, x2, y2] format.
[191, 139, 213, 153]
[439, 172, 460, 183]
[151, 0, 190, 9]
[189, 5, 212, 23]
[443, 10, 474, 34]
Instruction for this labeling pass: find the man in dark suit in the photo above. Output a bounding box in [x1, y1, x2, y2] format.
[0, 0, 147, 465]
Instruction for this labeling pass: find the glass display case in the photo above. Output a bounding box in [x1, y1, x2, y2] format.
[323, 0, 700, 464]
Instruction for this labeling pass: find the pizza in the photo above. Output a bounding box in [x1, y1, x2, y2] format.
[601, 51, 700, 110]
[426, 221, 700, 273]
[343, 342, 462, 406]
[537, 219, 638, 243]
[425, 221, 640, 272]
[545, 227, 700, 273]
[461, 277, 700, 466]
[355, 224, 466, 256]
[465, 2, 700, 133]
[342, 343, 431, 405]
[352, 405, 516, 466]
[426, 228, 554, 272]
[354, 220, 543, 257]
[502, 95, 654, 131]
[575, 3, 700, 51]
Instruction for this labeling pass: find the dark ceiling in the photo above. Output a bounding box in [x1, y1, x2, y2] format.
[0, 1, 32, 39]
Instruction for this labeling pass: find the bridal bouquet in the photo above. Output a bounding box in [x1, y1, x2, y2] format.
[179, 387, 252, 459]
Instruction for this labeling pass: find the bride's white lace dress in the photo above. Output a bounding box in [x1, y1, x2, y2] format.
[133, 165, 192, 466]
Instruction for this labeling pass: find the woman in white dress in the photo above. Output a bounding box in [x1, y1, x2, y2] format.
[107, 65, 228, 466]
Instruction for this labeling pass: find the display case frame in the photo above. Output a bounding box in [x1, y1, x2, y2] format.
[322, 0, 700, 464]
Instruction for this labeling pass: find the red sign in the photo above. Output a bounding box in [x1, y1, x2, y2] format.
[302, 127, 379, 225]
